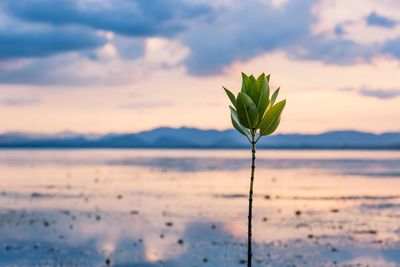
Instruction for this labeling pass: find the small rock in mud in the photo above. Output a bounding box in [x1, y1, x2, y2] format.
[60, 210, 70, 215]
[177, 239, 184, 245]
[165, 222, 173, 227]
[295, 210, 302, 216]
[354, 229, 377, 235]
[31, 192, 42, 198]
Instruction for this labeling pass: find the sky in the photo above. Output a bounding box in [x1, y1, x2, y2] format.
[0, 0, 399, 134]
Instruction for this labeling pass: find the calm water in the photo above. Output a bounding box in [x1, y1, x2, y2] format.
[0, 149, 400, 267]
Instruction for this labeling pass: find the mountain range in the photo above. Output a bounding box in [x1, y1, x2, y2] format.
[0, 127, 399, 149]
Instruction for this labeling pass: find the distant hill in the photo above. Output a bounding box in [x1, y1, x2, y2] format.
[0, 127, 399, 149]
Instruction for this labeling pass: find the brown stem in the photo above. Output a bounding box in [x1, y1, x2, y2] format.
[247, 134, 256, 267]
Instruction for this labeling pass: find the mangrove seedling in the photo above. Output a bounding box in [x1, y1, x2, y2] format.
[223, 73, 286, 267]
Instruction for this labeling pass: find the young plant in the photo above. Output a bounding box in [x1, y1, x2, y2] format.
[223, 73, 286, 267]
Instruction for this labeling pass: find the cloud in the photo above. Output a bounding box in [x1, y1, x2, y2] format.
[382, 37, 400, 59]
[0, 28, 106, 60]
[342, 87, 400, 100]
[0, 96, 40, 106]
[0, 0, 397, 84]
[118, 101, 174, 109]
[182, 0, 380, 75]
[334, 24, 345, 36]
[113, 36, 145, 60]
[0, 54, 86, 85]
[3, 0, 211, 37]
[366, 11, 397, 29]
[0, 0, 210, 62]
[359, 88, 400, 99]
[0, 37, 189, 85]
[290, 35, 377, 64]
[182, 0, 316, 75]
[0, 0, 212, 84]
[0, 52, 137, 85]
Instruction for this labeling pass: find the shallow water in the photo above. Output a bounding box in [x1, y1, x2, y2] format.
[0, 149, 400, 267]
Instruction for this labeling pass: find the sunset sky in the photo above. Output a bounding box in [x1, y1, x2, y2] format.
[0, 0, 399, 134]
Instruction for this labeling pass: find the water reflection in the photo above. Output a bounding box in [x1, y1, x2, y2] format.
[1, 211, 400, 267]
[0, 149, 399, 266]
[1, 149, 399, 177]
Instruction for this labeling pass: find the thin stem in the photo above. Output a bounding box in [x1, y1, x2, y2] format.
[247, 133, 256, 267]
[246, 135, 251, 143]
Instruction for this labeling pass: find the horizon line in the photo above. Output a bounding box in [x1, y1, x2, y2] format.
[1, 126, 400, 136]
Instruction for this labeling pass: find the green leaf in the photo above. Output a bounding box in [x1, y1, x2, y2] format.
[236, 92, 259, 129]
[241, 72, 250, 94]
[246, 75, 260, 105]
[265, 87, 280, 111]
[259, 99, 286, 136]
[223, 86, 236, 108]
[262, 116, 281, 136]
[256, 74, 270, 119]
[270, 87, 280, 106]
[230, 106, 250, 138]
[256, 73, 265, 91]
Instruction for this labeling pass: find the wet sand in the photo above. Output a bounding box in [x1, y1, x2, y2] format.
[0, 149, 399, 267]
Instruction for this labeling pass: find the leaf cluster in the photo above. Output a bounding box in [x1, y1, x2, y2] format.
[224, 73, 286, 143]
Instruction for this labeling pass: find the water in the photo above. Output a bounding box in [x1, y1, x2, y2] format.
[0, 149, 399, 267]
